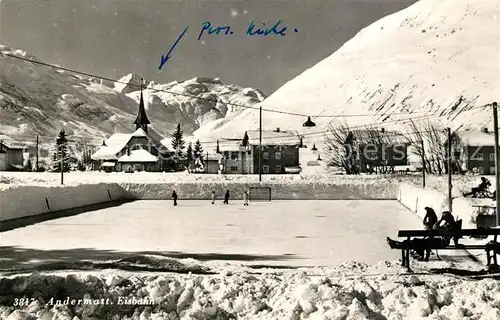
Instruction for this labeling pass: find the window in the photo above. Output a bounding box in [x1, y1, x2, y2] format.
[474, 153, 484, 161]
[490, 153, 496, 161]
[490, 166, 496, 174]
[231, 152, 239, 160]
[230, 166, 238, 172]
[263, 152, 269, 159]
[275, 165, 282, 173]
[263, 165, 269, 173]
[131, 143, 142, 150]
[275, 152, 282, 160]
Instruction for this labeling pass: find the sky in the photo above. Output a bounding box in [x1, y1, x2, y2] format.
[0, 0, 417, 95]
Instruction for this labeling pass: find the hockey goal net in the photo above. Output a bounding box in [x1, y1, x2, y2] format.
[249, 186, 272, 201]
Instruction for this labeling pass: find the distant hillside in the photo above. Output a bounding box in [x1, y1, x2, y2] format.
[0, 45, 266, 146]
[198, 0, 499, 145]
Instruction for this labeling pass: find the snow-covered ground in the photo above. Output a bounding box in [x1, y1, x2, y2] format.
[1, 261, 499, 320]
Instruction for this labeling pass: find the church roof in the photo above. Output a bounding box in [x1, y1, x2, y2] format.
[118, 149, 157, 163]
[91, 128, 173, 161]
[133, 90, 151, 126]
[132, 128, 148, 137]
[91, 133, 132, 160]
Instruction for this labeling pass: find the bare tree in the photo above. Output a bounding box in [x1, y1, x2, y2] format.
[323, 122, 360, 174]
[324, 122, 408, 174]
[403, 119, 462, 175]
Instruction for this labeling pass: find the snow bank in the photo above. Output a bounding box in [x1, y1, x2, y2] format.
[398, 182, 495, 228]
[0, 183, 124, 222]
[0, 261, 499, 320]
[1, 171, 494, 222]
[120, 181, 399, 200]
[0, 172, 401, 222]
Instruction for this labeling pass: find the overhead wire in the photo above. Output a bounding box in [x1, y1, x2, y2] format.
[1, 54, 494, 150]
[3, 52, 464, 119]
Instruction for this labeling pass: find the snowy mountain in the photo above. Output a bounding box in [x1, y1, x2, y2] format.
[0, 45, 265, 145]
[199, 0, 499, 144]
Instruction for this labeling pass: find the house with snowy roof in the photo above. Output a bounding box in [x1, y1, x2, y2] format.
[245, 128, 301, 174]
[214, 128, 301, 174]
[0, 134, 26, 171]
[457, 129, 497, 174]
[91, 83, 173, 172]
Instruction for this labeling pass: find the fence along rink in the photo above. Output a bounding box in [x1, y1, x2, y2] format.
[249, 186, 272, 201]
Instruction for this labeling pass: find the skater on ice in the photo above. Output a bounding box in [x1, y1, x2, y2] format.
[211, 191, 216, 204]
[172, 190, 178, 206]
[223, 190, 230, 204]
[243, 191, 249, 206]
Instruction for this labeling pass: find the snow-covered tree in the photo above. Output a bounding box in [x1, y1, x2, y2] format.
[171, 123, 185, 159]
[186, 142, 194, 165]
[51, 129, 75, 172]
[193, 139, 204, 161]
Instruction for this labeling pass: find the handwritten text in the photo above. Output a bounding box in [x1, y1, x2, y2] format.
[159, 20, 299, 69]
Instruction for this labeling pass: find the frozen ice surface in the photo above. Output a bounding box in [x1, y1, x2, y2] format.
[0, 200, 423, 269]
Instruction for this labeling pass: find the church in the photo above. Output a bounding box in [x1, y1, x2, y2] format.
[91, 83, 173, 172]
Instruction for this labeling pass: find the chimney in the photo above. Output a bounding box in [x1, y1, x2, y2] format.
[275, 127, 280, 132]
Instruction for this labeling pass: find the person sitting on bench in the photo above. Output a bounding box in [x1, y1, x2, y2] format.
[486, 240, 500, 268]
[410, 206, 438, 259]
[387, 211, 458, 261]
[423, 207, 438, 230]
[463, 177, 491, 198]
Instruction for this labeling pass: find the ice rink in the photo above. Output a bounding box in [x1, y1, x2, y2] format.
[0, 200, 423, 269]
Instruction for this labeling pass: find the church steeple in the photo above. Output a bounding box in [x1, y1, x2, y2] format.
[133, 77, 151, 133]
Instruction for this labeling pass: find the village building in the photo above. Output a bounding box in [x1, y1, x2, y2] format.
[91, 84, 173, 172]
[345, 129, 409, 173]
[0, 134, 26, 171]
[211, 128, 300, 174]
[457, 129, 496, 174]
[246, 128, 301, 174]
[204, 153, 223, 174]
[216, 139, 252, 174]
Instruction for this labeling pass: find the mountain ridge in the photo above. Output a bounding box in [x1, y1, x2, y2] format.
[0, 45, 265, 145]
[197, 0, 499, 145]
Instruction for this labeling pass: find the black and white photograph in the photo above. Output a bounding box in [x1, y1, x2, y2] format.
[1, 0, 500, 318]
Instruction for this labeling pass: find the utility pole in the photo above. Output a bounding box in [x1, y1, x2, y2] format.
[36, 135, 39, 172]
[447, 127, 452, 212]
[259, 106, 262, 183]
[493, 102, 500, 226]
[421, 139, 426, 188]
[60, 145, 64, 185]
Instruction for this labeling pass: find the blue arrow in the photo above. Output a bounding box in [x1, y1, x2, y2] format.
[159, 26, 189, 70]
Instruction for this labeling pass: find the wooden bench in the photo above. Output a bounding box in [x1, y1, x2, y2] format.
[395, 228, 500, 269]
